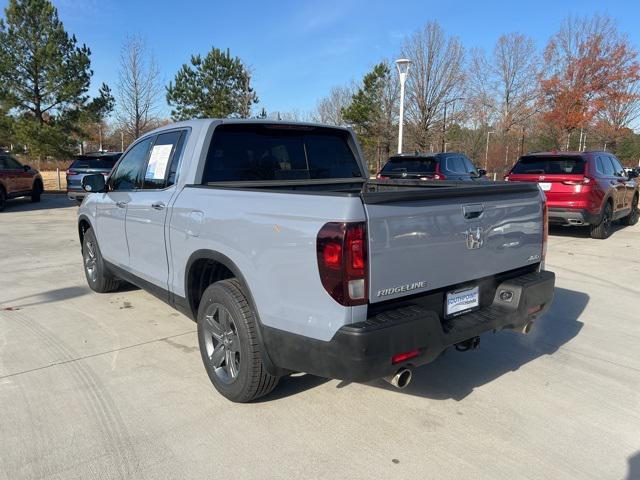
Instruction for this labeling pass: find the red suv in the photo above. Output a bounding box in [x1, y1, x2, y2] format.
[506, 151, 639, 239]
[0, 154, 43, 211]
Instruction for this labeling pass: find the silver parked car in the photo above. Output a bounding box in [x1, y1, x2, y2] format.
[66, 152, 121, 202]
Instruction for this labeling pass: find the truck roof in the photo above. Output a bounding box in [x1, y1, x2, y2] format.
[145, 118, 352, 136]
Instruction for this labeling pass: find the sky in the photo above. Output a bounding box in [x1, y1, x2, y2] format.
[2, 0, 640, 118]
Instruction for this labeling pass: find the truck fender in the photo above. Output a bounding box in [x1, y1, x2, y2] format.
[183, 249, 286, 377]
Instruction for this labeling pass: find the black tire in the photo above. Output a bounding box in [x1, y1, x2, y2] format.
[31, 180, 42, 202]
[621, 194, 639, 226]
[590, 202, 613, 239]
[197, 279, 279, 402]
[82, 228, 120, 293]
[0, 187, 5, 212]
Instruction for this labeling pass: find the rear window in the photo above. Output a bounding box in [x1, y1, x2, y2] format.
[202, 124, 362, 182]
[70, 155, 120, 169]
[512, 155, 585, 175]
[381, 157, 437, 174]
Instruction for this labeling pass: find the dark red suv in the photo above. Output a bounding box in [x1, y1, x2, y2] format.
[506, 151, 639, 239]
[0, 154, 43, 211]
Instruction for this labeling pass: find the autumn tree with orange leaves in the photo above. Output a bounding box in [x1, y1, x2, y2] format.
[539, 16, 640, 150]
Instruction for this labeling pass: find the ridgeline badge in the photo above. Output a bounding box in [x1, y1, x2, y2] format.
[377, 281, 428, 298]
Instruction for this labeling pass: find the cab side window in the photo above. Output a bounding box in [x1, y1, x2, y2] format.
[109, 137, 153, 191]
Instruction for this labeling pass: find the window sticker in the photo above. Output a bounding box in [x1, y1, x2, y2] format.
[146, 144, 173, 180]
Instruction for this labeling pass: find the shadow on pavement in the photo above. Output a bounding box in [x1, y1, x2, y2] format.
[2, 194, 76, 212]
[1, 286, 90, 308]
[257, 373, 330, 402]
[626, 452, 640, 480]
[549, 224, 625, 239]
[368, 287, 587, 400]
[258, 287, 587, 402]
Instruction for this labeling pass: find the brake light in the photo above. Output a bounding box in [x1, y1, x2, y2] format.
[504, 175, 510, 181]
[541, 200, 548, 267]
[376, 174, 389, 180]
[66, 170, 77, 176]
[433, 163, 446, 180]
[317, 222, 368, 306]
[392, 349, 420, 364]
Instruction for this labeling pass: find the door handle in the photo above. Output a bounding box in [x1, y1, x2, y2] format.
[116, 201, 128, 208]
[151, 202, 165, 210]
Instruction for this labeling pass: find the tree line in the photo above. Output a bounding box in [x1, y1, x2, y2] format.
[1, 0, 639, 174]
[314, 17, 640, 173]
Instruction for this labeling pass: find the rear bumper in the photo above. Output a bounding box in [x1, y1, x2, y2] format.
[548, 207, 601, 226]
[263, 270, 555, 382]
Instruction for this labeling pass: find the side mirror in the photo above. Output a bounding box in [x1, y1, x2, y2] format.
[82, 174, 106, 193]
[23, 165, 31, 172]
[627, 170, 638, 179]
[477, 169, 487, 177]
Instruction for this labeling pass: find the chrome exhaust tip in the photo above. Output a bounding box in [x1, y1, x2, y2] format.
[521, 321, 534, 334]
[383, 368, 413, 389]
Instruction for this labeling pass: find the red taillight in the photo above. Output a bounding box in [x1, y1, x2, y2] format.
[377, 174, 389, 180]
[434, 163, 446, 180]
[66, 170, 77, 176]
[392, 349, 420, 364]
[317, 222, 368, 306]
[504, 175, 510, 181]
[542, 200, 548, 265]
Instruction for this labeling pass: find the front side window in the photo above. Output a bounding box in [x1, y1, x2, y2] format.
[202, 124, 362, 183]
[447, 156, 466, 173]
[109, 137, 153, 191]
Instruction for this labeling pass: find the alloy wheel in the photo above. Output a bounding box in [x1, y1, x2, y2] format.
[202, 303, 241, 384]
[84, 240, 98, 282]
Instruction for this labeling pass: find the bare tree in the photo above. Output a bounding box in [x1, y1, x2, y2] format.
[116, 35, 161, 141]
[313, 85, 354, 125]
[468, 33, 540, 169]
[596, 79, 640, 145]
[401, 22, 465, 150]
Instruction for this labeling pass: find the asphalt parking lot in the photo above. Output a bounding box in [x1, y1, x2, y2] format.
[1, 195, 639, 480]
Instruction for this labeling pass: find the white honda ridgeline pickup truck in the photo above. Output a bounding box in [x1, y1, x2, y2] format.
[78, 119, 555, 402]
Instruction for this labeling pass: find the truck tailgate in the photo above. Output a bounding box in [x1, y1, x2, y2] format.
[362, 182, 544, 303]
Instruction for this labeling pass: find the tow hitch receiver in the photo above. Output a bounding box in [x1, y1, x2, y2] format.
[455, 336, 480, 352]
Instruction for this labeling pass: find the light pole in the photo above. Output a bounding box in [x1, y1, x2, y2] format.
[395, 58, 411, 154]
[441, 97, 463, 152]
[485, 130, 494, 169]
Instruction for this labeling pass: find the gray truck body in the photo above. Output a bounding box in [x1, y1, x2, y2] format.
[78, 119, 555, 383]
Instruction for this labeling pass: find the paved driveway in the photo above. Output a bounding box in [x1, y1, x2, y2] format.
[1, 195, 639, 479]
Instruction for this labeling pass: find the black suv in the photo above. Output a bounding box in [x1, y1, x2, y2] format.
[377, 152, 487, 181]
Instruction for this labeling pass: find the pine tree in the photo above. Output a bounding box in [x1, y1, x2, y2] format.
[0, 0, 101, 157]
[166, 47, 258, 120]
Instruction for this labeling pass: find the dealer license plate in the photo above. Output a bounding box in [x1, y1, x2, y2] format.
[446, 286, 479, 317]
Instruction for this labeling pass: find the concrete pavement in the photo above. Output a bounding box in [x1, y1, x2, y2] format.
[1, 195, 639, 479]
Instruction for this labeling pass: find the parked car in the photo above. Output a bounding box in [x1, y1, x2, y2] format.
[77, 119, 554, 402]
[377, 152, 487, 181]
[66, 152, 121, 202]
[0, 154, 43, 211]
[505, 151, 639, 239]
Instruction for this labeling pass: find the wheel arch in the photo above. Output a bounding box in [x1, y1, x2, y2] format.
[78, 214, 94, 247]
[184, 249, 284, 376]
